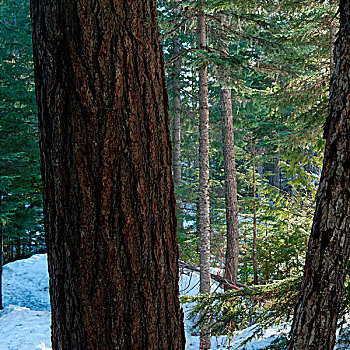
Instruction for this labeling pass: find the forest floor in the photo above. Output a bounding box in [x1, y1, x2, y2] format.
[0, 255, 294, 349]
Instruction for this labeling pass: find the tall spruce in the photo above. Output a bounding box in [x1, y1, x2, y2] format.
[218, 14, 240, 287]
[30, 0, 185, 348]
[198, 5, 211, 350]
[288, 1, 350, 349]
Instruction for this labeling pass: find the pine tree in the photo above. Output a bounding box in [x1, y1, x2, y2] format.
[216, 13, 240, 288]
[30, 0, 185, 348]
[198, 4, 211, 349]
[288, 1, 350, 348]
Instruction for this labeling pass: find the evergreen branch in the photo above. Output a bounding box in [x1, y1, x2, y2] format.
[165, 47, 199, 66]
[179, 260, 251, 289]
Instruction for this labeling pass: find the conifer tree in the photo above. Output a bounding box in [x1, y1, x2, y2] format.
[217, 14, 240, 287]
[288, 0, 350, 348]
[198, 4, 211, 349]
[30, 0, 185, 348]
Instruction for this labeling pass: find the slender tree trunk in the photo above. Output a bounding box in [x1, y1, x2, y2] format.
[28, 231, 32, 254]
[172, 36, 182, 187]
[257, 147, 264, 175]
[288, 2, 350, 349]
[252, 166, 258, 285]
[30, 1, 185, 349]
[217, 14, 239, 288]
[221, 88, 239, 288]
[15, 238, 20, 259]
[172, 35, 183, 229]
[198, 8, 211, 350]
[251, 139, 258, 285]
[274, 151, 280, 189]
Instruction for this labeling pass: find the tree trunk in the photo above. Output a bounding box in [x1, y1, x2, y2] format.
[221, 88, 239, 288]
[217, 15, 239, 288]
[274, 151, 280, 189]
[288, 1, 350, 349]
[198, 8, 211, 350]
[30, 1, 185, 349]
[172, 35, 183, 229]
[252, 168, 258, 285]
[172, 36, 182, 188]
[251, 139, 258, 285]
[15, 238, 21, 259]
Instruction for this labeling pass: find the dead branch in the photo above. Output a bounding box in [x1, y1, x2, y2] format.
[178, 260, 252, 291]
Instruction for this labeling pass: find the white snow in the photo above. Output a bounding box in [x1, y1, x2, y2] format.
[0, 254, 51, 350]
[179, 271, 288, 350]
[0, 254, 286, 350]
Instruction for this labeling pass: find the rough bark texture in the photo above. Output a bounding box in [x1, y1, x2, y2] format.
[198, 9, 211, 350]
[220, 88, 239, 287]
[288, 1, 350, 349]
[218, 14, 239, 289]
[30, 1, 185, 349]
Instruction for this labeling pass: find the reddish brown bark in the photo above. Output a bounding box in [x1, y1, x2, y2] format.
[221, 87, 239, 288]
[30, 1, 185, 349]
[218, 14, 240, 289]
[288, 1, 350, 349]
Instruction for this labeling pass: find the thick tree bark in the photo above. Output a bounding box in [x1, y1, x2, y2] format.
[218, 14, 239, 289]
[198, 9, 211, 350]
[288, 1, 350, 349]
[30, 1, 185, 349]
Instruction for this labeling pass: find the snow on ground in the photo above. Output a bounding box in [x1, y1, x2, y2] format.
[179, 271, 288, 350]
[0, 254, 285, 350]
[0, 255, 51, 350]
[0, 305, 51, 350]
[2, 254, 50, 311]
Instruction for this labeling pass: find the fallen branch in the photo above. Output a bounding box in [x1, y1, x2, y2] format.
[178, 260, 252, 291]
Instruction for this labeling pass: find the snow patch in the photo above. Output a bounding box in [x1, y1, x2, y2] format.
[1, 254, 286, 349]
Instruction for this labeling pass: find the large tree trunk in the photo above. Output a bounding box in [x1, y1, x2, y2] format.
[30, 1, 185, 349]
[198, 9, 211, 350]
[172, 35, 183, 229]
[288, 1, 350, 349]
[218, 15, 240, 288]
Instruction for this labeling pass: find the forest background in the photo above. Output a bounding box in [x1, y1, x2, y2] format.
[0, 0, 341, 346]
